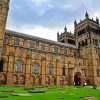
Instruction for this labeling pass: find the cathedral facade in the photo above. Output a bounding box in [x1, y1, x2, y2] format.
[0, 0, 100, 86]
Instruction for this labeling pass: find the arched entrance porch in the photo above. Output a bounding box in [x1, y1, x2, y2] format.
[74, 72, 81, 86]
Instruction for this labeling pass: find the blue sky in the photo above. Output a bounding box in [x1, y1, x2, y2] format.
[6, 0, 100, 41]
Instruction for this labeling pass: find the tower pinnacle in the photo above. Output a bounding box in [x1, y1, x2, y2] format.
[85, 11, 89, 19]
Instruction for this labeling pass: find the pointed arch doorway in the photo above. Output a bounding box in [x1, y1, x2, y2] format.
[0, 59, 4, 72]
[74, 72, 81, 86]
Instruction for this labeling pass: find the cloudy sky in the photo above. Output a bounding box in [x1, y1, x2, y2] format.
[6, 0, 100, 41]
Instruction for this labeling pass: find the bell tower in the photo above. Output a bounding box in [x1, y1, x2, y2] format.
[0, 0, 10, 59]
[75, 12, 100, 86]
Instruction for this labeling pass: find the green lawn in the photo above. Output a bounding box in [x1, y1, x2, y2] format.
[0, 86, 100, 100]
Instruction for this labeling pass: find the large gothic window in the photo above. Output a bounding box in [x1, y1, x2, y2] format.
[48, 64, 53, 75]
[62, 67, 66, 75]
[16, 60, 22, 72]
[33, 63, 39, 74]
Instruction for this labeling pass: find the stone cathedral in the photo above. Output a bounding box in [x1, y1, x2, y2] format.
[0, 0, 100, 86]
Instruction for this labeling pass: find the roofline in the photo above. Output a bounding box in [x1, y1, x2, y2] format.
[5, 29, 77, 49]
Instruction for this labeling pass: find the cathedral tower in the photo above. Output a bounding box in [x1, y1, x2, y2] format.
[75, 12, 100, 86]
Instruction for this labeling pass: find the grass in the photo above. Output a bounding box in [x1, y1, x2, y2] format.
[0, 86, 100, 100]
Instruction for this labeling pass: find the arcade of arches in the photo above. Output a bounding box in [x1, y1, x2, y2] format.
[0, 58, 86, 86]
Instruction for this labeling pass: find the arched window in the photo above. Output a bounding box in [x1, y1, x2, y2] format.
[41, 43, 45, 51]
[30, 41, 35, 48]
[14, 37, 19, 46]
[48, 64, 53, 75]
[62, 67, 66, 75]
[3, 35, 9, 44]
[33, 63, 38, 74]
[16, 60, 22, 72]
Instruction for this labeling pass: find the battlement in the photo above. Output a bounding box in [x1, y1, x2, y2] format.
[74, 12, 99, 28]
[57, 26, 76, 45]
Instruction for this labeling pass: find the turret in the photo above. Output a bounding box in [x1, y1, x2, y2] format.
[74, 19, 77, 27]
[64, 26, 67, 32]
[85, 11, 89, 19]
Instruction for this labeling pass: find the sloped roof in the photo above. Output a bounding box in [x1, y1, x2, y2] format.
[5, 29, 77, 49]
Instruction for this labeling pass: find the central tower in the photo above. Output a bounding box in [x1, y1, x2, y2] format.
[75, 12, 100, 86]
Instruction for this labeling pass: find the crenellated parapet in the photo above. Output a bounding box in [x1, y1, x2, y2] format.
[57, 26, 76, 45]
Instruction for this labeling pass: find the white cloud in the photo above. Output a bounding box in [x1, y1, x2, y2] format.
[6, 21, 74, 41]
[6, 24, 62, 41]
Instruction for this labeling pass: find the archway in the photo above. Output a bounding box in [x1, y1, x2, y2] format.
[0, 59, 4, 72]
[19, 75, 25, 85]
[13, 74, 18, 84]
[74, 72, 81, 86]
[36, 76, 41, 86]
[52, 77, 56, 86]
[0, 74, 7, 85]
